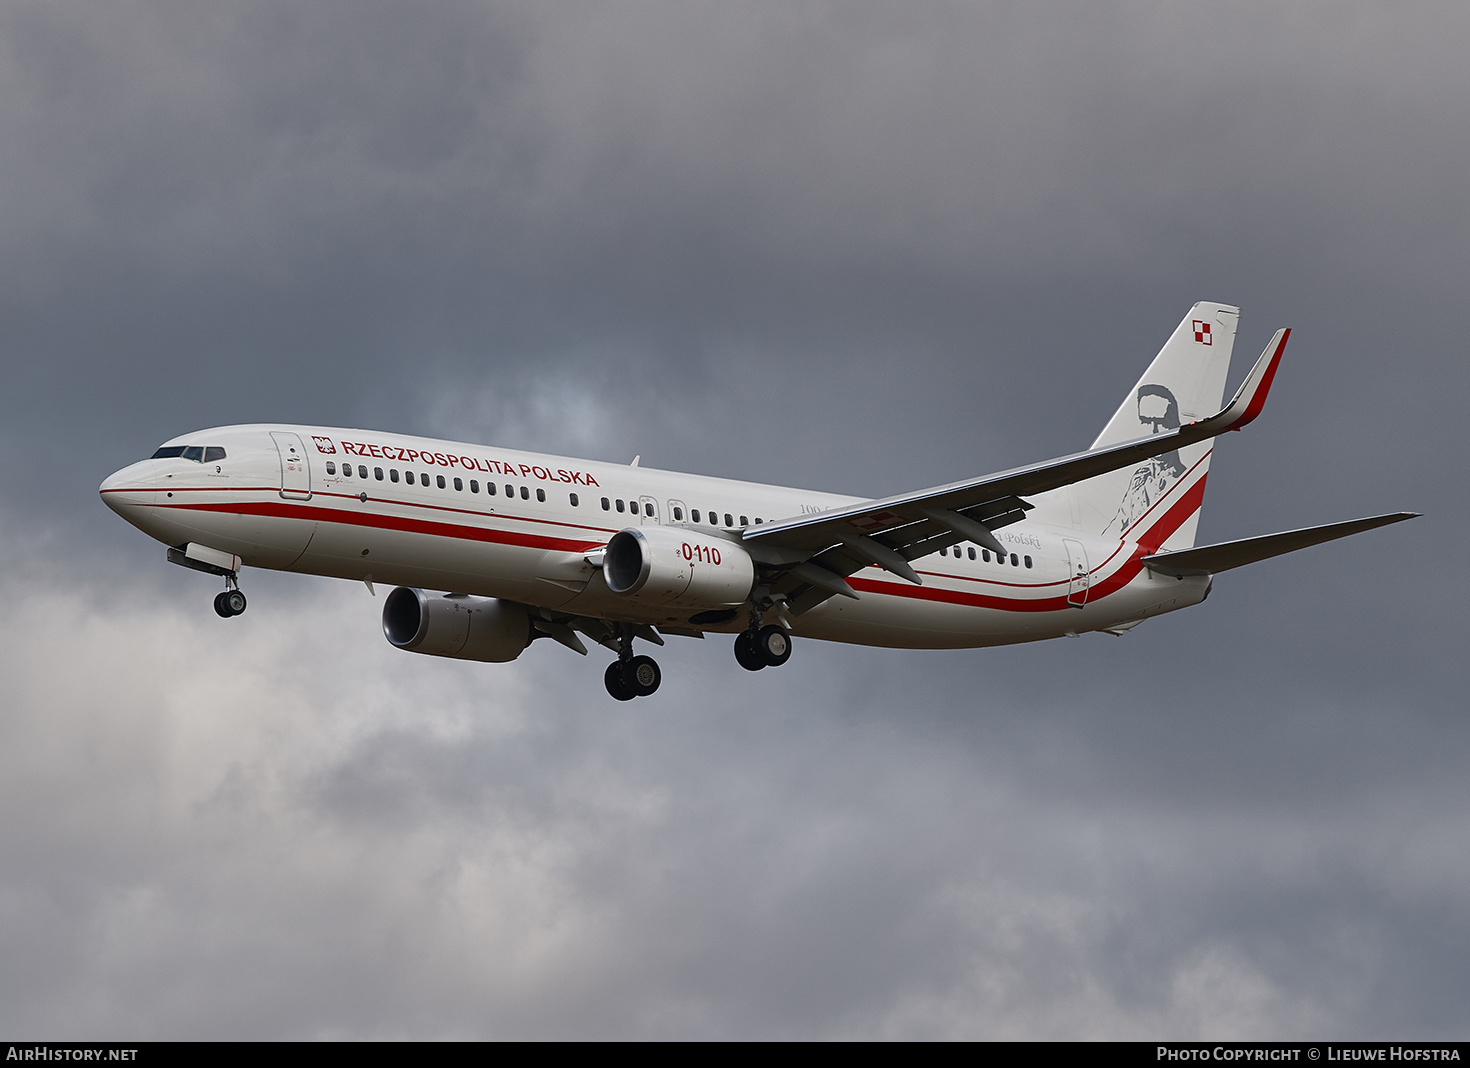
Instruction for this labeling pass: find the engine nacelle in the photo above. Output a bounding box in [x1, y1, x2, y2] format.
[382, 587, 531, 663]
[603, 526, 755, 609]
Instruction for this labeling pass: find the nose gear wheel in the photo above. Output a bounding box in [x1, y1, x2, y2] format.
[213, 589, 247, 617]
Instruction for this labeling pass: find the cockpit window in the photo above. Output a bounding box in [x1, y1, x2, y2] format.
[151, 444, 227, 462]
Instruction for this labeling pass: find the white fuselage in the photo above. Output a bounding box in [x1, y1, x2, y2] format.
[100, 423, 1211, 649]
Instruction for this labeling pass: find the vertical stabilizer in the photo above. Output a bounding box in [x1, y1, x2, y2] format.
[1029, 302, 1239, 549]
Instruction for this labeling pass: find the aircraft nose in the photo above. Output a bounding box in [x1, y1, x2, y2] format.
[99, 461, 158, 517]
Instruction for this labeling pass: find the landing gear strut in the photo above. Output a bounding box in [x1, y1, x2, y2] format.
[604, 624, 661, 700]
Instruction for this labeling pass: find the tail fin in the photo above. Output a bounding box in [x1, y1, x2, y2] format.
[1030, 302, 1240, 549]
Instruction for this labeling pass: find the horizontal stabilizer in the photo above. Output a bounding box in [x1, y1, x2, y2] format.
[1142, 512, 1419, 576]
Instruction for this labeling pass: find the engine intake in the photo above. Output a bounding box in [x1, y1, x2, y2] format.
[382, 587, 531, 663]
[603, 527, 755, 609]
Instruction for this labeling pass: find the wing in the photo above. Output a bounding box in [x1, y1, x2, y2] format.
[742, 328, 1291, 613]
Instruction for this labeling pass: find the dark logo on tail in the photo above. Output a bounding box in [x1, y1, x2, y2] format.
[1104, 384, 1186, 537]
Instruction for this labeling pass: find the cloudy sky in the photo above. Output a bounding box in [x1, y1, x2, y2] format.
[1, 0, 1464, 1039]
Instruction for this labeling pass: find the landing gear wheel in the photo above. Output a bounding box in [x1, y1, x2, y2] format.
[734, 630, 766, 671]
[756, 624, 792, 667]
[604, 662, 636, 701]
[213, 592, 233, 618]
[627, 655, 661, 697]
[224, 590, 247, 616]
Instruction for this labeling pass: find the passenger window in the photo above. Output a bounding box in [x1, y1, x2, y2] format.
[691, 509, 700, 523]
[342, 464, 352, 478]
[1010, 553, 1018, 566]
[673, 506, 683, 521]
[454, 477, 463, 491]
[390, 469, 399, 483]
[724, 513, 733, 527]
[437, 475, 446, 489]
[204, 447, 226, 463]
[570, 493, 579, 507]
[645, 502, 654, 516]
[1024, 555, 1033, 568]
[520, 486, 529, 500]
[537, 488, 546, 503]
[487, 482, 496, 495]
[504, 484, 513, 497]
[982, 550, 990, 562]
[601, 497, 610, 510]
[326, 462, 336, 475]
[404, 471, 414, 485]
[740, 516, 748, 526]
[616, 499, 625, 513]
[359, 465, 368, 479]
[755, 518, 763, 524]
[375, 467, 384, 481]
[470, 480, 479, 493]
[968, 547, 976, 560]
[182, 446, 204, 463]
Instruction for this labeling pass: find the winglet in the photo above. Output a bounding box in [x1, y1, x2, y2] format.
[1200, 328, 1289, 433]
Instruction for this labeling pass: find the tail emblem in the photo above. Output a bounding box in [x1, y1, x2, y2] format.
[1103, 383, 1186, 536]
[1192, 321, 1213, 345]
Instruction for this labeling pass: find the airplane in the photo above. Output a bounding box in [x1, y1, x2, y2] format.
[99, 303, 1416, 700]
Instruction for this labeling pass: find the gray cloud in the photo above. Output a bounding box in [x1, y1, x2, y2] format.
[1, 0, 1465, 1038]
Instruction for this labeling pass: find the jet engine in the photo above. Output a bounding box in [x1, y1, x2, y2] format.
[603, 526, 755, 609]
[382, 587, 532, 663]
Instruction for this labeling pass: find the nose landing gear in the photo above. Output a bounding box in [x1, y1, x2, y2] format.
[213, 577, 247, 618]
[213, 589, 247, 617]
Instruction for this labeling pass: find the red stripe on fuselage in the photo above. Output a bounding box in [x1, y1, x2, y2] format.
[162, 498, 603, 555]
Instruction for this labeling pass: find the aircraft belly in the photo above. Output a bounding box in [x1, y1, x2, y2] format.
[554, 581, 711, 627]
[146, 494, 316, 570]
[794, 568, 1207, 649]
[799, 594, 1071, 649]
[296, 515, 544, 599]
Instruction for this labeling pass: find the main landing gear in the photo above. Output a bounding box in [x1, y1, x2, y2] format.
[604, 656, 661, 701]
[604, 624, 661, 700]
[734, 624, 792, 671]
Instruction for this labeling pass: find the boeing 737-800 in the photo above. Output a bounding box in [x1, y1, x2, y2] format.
[100, 303, 1415, 699]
